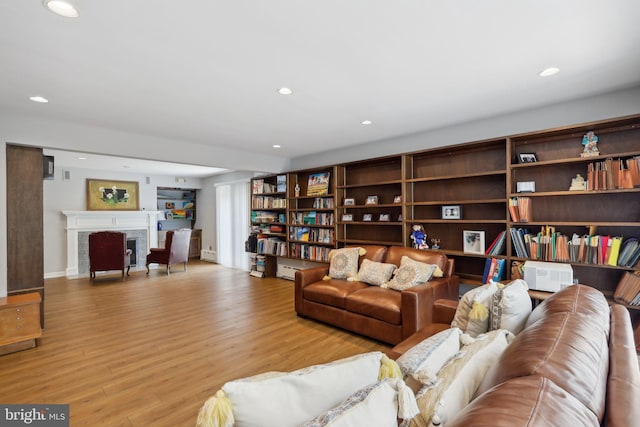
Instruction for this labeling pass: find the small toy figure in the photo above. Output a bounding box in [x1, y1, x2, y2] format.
[294, 184, 301, 197]
[581, 131, 600, 157]
[410, 224, 429, 250]
[431, 238, 441, 249]
[569, 174, 586, 191]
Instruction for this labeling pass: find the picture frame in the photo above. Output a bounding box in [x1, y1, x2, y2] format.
[341, 213, 353, 222]
[442, 205, 461, 219]
[365, 195, 378, 205]
[397, 214, 403, 221]
[518, 153, 538, 163]
[393, 195, 402, 203]
[362, 214, 373, 222]
[307, 172, 330, 196]
[86, 179, 139, 211]
[343, 198, 355, 206]
[463, 230, 485, 254]
[379, 213, 390, 222]
[165, 202, 175, 209]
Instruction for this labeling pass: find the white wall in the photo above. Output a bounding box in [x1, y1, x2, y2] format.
[290, 86, 640, 170]
[43, 166, 203, 278]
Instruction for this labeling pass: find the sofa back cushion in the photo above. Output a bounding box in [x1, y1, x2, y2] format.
[385, 247, 447, 272]
[350, 245, 388, 266]
[479, 311, 609, 422]
[525, 284, 610, 332]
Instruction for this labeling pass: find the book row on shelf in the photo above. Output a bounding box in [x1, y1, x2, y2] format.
[312, 197, 335, 209]
[252, 196, 286, 209]
[613, 272, 640, 306]
[290, 227, 334, 244]
[252, 175, 287, 194]
[289, 243, 332, 262]
[508, 197, 532, 223]
[290, 212, 334, 226]
[586, 156, 640, 191]
[257, 237, 287, 256]
[510, 226, 640, 268]
[251, 211, 285, 224]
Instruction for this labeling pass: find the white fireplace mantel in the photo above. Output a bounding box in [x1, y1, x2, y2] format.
[62, 210, 161, 277]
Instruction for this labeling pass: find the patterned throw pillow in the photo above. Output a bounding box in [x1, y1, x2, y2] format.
[385, 260, 437, 291]
[328, 247, 362, 279]
[451, 283, 498, 335]
[401, 256, 444, 278]
[489, 279, 532, 335]
[356, 259, 396, 286]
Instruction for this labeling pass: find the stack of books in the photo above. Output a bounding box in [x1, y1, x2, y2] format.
[613, 272, 640, 305]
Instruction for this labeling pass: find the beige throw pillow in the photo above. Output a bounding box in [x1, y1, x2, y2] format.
[328, 247, 362, 279]
[356, 259, 396, 286]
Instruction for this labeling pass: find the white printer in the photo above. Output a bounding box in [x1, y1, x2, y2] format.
[523, 261, 574, 292]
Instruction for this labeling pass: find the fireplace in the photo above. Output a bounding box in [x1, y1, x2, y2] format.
[63, 211, 161, 277]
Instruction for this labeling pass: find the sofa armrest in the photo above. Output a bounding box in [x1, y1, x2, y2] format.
[400, 277, 457, 339]
[294, 266, 329, 315]
[433, 299, 458, 324]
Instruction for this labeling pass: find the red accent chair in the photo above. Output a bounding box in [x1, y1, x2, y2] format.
[88, 231, 132, 282]
[146, 228, 192, 275]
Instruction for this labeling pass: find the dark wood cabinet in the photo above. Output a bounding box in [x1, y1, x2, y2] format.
[6, 145, 45, 326]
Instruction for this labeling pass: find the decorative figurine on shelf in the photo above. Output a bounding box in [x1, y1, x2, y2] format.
[410, 224, 429, 250]
[431, 238, 441, 250]
[569, 173, 586, 191]
[294, 183, 300, 197]
[580, 131, 600, 157]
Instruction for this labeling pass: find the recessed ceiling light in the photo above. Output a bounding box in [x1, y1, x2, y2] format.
[29, 96, 49, 103]
[77, 157, 87, 160]
[361, 120, 373, 125]
[538, 67, 560, 77]
[278, 87, 293, 95]
[273, 145, 281, 148]
[43, 0, 79, 18]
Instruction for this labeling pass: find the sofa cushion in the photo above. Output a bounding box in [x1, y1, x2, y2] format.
[356, 259, 396, 286]
[396, 327, 462, 392]
[304, 280, 370, 309]
[407, 329, 512, 426]
[525, 284, 610, 333]
[357, 245, 388, 265]
[328, 247, 362, 279]
[478, 311, 610, 421]
[448, 376, 600, 427]
[385, 246, 448, 272]
[220, 352, 383, 427]
[300, 379, 400, 427]
[488, 279, 532, 335]
[451, 283, 498, 337]
[345, 287, 402, 325]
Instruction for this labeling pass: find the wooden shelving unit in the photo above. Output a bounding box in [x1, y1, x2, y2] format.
[287, 167, 337, 263]
[336, 156, 404, 247]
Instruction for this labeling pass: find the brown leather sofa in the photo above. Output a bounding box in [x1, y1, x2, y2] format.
[294, 245, 459, 345]
[392, 285, 640, 427]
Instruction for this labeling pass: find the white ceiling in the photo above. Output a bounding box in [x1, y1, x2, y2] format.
[2, 1, 640, 176]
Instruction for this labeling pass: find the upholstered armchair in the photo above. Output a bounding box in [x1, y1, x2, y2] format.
[89, 231, 131, 282]
[146, 228, 192, 275]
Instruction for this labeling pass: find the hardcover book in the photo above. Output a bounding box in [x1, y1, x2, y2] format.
[307, 172, 330, 196]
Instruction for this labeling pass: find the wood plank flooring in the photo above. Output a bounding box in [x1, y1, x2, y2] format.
[0, 262, 390, 426]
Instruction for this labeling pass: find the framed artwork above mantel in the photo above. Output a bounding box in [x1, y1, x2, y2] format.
[86, 179, 140, 211]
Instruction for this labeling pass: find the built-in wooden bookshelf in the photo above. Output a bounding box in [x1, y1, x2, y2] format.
[404, 139, 508, 283]
[248, 114, 640, 301]
[287, 167, 337, 263]
[336, 156, 404, 246]
[250, 174, 287, 276]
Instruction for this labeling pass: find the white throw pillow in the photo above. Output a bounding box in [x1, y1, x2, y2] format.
[396, 328, 462, 392]
[451, 283, 498, 337]
[356, 259, 396, 286]
[407, 330, 513, 427]
[489, 279, 532, 335]
[300, 379, 401, 427]
[222, 352, 382, 427]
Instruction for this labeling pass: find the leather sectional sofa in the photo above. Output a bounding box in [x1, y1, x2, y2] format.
[294, 245, 459, 345]
[393, 284, 640, 427]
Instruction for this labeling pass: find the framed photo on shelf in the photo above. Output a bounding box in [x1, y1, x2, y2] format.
[397, 214, 403, 221]
[463, 230, 485, 254]
[362, 214, 373, 222]
[86, 178, 140, 211]
[165, 202, 175, 209]
[379, 214, 390, 222]
[393, 195, 402, 203]
[518, 153, 538, 163]
[365, 195, 378, 205]
[343, 198, 355, 206]
[341, 213, 353, 222]
[442, 205, 461, 220]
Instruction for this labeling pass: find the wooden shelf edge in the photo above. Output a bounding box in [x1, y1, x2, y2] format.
[510, 188, 640, 197]
[406, 170, 507, 182]
[337, 180, 402, 188]
[408, 199, 505, 206]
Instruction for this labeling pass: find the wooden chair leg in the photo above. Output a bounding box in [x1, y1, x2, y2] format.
[184, 261, 187, 272]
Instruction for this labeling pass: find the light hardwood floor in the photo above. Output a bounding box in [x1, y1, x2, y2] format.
[0, 262, 390, 426]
